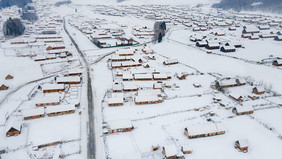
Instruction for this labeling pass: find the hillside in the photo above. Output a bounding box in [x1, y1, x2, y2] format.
[213, 0, 282, 14]
[0, 0, 32, 8]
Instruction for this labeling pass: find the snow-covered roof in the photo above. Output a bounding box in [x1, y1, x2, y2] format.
[114, 153, 142, 159]
[254, 86, 265, 93]
[56, 76, 81, 83]
[5, 120, 21, 132]
[137, 90, 161, 96]
[113, 84, 123, 91]
[233, 106, 254, 113]
[164, 59, 178, 64]
[123, 83, 137, 90]
[218, 79, 237, 87]
[237, 139, 249, 148]
[163, 144, 177, 157]
[35, 96, 60, 105]
[46, 104, 75, 114]
[229, 92, 243, 99]
[134, 73, 152, 80]
[135, 95, 162, 103]
[42, 84, 64, 91]
[153, 74, 167, 79]
[108, 119, 132, 130]
[22, 107, 45, 118]
[186, 123, 225, 136]
[108, 97, 123, 105]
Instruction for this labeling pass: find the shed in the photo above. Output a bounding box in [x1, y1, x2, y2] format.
[181, 145, 193, 154]
[232, 106, 254, 115]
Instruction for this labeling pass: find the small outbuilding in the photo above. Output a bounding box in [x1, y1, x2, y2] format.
[232, 106, 254, 115]
[6, 121, 22, 137]
[252, 86, 265, 95]
[235, 139, 249, 152]
[0, 84, 9, 90]
[5, 74, 14, 80]
[162, 144, 177, 159]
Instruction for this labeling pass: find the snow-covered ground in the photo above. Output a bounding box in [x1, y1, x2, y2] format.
[1, 1, 282, 159]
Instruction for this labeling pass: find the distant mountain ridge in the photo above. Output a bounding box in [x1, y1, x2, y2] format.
[0, 0, 32, 8]
[213, 0, 282, 14]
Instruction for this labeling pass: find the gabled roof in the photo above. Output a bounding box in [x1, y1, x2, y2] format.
[233, 106, 254, 113]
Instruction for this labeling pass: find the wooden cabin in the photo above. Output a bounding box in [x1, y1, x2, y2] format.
[220, 46, 236, 52]
[229, 92, 244, 102]
[6, 122, 22, 137]
[162, 145, 177, 159]
[46, 45, 65, 51]
[107, 119, 134, 134]
[272, 60, 282, 66]
[274, 36, 282, 41]
[0, 84, 9, 90]
[23, 107, 45, 120]
[181, 145, 193, 154]
[42, 84, 65, 93]
[135, 95, 162, 105]
[153, 74, 168, 80]
[184, 123, 225, 139]
[108, 97, 124, 106]
[46, 104, 75, 117]
[123, 84, 138, 91]
[206, 43, 220, 50]
[134, 74, 153, 81]
[235, 139, 249, 152]
[56, 76, 81, 84]
[5, 74, 14, 80]
[252, 86, 265, 95]
[35, 96, 60, 106]
[163, 59, 178, 65]
[232, 106, 254, 115]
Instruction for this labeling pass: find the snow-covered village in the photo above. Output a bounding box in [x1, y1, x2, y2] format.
[0, 0, 282, 159]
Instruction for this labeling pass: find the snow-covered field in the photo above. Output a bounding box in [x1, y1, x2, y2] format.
[1, 1, 282, 159]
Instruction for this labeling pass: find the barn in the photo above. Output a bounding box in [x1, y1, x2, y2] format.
[220, 46, 236, 52]
[232, 106, 254, 115]
[22, 107, 45, 120]
[184, 123, 225, 139]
